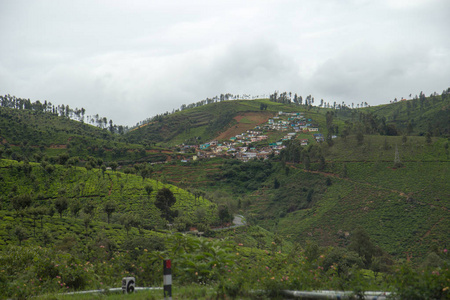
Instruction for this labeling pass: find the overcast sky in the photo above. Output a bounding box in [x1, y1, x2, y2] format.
[1, 0, 449, 126]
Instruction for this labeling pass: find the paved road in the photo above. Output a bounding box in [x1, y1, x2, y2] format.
[212, 214, 246, 231]
[233, 214, 246, 226]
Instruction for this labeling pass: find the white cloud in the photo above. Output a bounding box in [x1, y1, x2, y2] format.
[0, 0, 449, 126]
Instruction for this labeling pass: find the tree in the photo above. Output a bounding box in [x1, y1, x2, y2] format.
[66, 156, 79, 168]
[140, 165, 153, 181]
[121, 213, 139, 236]
[109, 161, 119, 172]
[13, 226, 27, 246]
[195, 207, 208, 225]
[173, 215, 191, 232]
[101, 165, 107, 177]
[70, 200, 82, 217]
[218, 205, 232, 225]
[83, 215, 91, 235]
[83, 201, 96, 216]
[303, 155, 311, 170]
[144, 184, 154, 200]
[342, 164, 348, 178]
[323, 247, 363, 277]
[407, 121, 414, 135]
[306, 189, 314, 203]
[326, 133, 334, 147]
[273, 233, 284, 253]
[318, 155, 326, 171]
[273, 178, 280, 189]
[341, 127, 349, 140]
[155, 188, 178, 222]
[54, 198, 68, 218]
[58, 153, 70, 165]
[356, 131, 364, 145]
[426, 132, 432, 144]
[402, 135, 407, 145]
[28, 207, 40, 237]
[35, 206, 47, 228]
[103, 201, 116, 224]
[12, 195, 32, 220]
[349, 227, 380, 268]
[383, 138, 389, 150]
[47, 206, 55, 218]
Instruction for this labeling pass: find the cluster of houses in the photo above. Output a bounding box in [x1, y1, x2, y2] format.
[265, 112, 318, 132]
[179, 111, 324, 162]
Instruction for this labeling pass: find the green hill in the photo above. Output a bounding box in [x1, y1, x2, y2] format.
[125, 91, 449, 147]
[0, 107, 106, 146]
[336, 92, 450, 137]
[145, 135, 449, 260]
[0, 92, 449, 299]
[0, 159, 218, 248]
[125, 99, 312, 146]
[0, 105, 184, 165]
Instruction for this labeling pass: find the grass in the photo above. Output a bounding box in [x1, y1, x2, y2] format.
[38, 284, 255, 300]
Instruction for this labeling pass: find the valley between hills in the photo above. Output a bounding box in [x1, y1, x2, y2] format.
[0, 91, 449, 299]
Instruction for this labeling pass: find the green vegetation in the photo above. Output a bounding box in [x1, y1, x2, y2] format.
[0, 159, 218, 246]
[1, 91, 449, 298]
[126, 99, 303, 146]
[1, 233, 448, 299]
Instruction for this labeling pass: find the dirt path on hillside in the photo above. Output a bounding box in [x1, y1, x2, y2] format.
[421, 217, 445, 240]
[289, 163, 449, 238]
[49, 144, 67, 149]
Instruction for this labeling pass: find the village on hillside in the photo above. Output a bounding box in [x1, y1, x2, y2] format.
[178, 111, 332, 162]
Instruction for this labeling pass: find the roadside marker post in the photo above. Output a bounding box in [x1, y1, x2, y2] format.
[163, 259, 172, 300]
[121, 277, 135, 294]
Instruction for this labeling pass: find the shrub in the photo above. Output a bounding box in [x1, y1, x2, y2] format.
[389, 263, 450, 299]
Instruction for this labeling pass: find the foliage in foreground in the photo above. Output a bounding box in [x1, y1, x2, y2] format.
[1, 233, 449, 299]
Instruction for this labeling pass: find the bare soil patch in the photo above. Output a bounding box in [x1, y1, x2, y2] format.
[49, 144, 67, 149]
[215, 111, 275, 140]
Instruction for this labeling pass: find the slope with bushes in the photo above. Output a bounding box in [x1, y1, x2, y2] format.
[0, 93, 449, 299]
[0, 158, 218, 248]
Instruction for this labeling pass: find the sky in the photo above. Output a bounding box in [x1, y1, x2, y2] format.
[1, 0, 449, 126]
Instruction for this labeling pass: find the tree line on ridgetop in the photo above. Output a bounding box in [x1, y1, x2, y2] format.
[0, 94, 127, 135]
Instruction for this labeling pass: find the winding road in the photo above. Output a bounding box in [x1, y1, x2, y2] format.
[212, 214, 246, 231]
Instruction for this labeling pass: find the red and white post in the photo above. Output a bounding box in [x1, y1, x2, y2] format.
[163, 259, 172, 300]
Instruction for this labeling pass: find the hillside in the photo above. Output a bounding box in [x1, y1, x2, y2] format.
[0, 159, 218, 246]
[125, 99, 312, 146]
[255, 139, 449, 258]
[0, 93, 449, 298]
[147, 135, 449, 259]
[0, 105, 114, 146]
[0, 106, 184, 165]
[125, 91, 449, 147]
[337, 92, 450, 137]
[126, 93, 449, 260]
